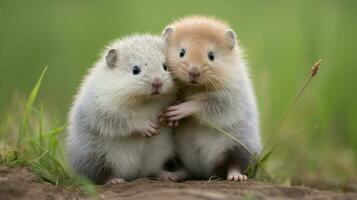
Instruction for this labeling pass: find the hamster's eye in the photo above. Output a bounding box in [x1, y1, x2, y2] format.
[163, 63, 168, 71]
[132, 65, 141, 75]
[179, 48, 186, 58]
[208, 51, 215, 61]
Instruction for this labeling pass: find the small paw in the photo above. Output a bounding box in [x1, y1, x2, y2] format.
[158, 112, 179, 127]
[138, 120, 159, 137]
[163, 102, 196, 121]
[106, 177, 126, 185]
[227, 172, 247, 182]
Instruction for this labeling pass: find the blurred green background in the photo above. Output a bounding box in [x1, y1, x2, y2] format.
[1, 0, 356, 187]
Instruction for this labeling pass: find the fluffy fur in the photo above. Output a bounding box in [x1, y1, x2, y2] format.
[162, 16, 261, 181]
[67, 34, 176, 184]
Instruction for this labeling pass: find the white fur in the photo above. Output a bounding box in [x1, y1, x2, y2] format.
[67, 34, 176, 183]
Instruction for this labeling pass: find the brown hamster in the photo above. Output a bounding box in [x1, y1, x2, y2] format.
[161, 16, 261, 181]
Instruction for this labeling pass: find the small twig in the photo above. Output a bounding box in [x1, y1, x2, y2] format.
[206, 175, 220, 183]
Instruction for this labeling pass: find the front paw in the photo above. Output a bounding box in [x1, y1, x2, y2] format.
[227, 169, 248, 182]
[158, 112, 179, 127]
[163, 102, 196, 121]
[136, 120, 159, 137]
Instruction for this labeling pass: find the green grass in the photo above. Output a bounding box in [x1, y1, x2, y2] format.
[0, 67, 98, 196]
[2, 66, 68, 184]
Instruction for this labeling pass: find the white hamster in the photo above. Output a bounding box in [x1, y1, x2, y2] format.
[67, 34, 176, 184]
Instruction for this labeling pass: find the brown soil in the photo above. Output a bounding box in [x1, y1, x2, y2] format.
[0, 166, 356, 200]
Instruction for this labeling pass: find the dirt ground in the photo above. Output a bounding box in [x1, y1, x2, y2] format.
[0, 166, 356, 200]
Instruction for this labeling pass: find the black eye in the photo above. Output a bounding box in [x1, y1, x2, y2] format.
[132, 65, 141, 75]
[179, 48, 186, 58]
[163, 63, 168, 71]
[208, 51, 215, 61]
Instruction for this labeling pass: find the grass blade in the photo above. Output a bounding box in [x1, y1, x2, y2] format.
[260, 149, 273, 165]
[17, 66, 48, 147]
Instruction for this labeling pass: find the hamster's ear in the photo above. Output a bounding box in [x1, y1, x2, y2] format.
[162, 26, 174, 42]
[225, 30, 236, 51]
[106, 49, 118, 68]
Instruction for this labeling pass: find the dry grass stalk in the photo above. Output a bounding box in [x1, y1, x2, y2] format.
[260, 59, 322, 156]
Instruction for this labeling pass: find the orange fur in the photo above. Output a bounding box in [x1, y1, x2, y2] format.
[164, 16, 242, 90]
[161, 16, 261, 181]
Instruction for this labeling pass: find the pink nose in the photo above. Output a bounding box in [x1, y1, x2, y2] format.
[152, 78, 163, 88]
[189, 67, 200, 78]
